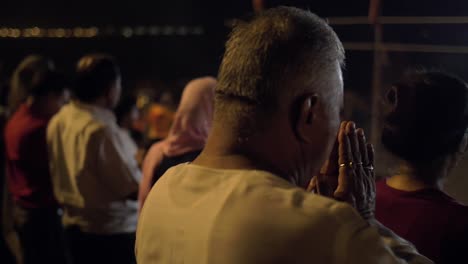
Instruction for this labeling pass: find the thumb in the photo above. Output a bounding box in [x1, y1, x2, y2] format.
[307, 176, 318, 192]
[334, 167, 350, 200]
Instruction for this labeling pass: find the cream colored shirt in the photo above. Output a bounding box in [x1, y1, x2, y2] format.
[136, 164, 431, 264]
[47, 101, 141, 234]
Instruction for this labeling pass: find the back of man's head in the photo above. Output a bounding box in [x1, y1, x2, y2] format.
[216, 6, 344, 133]
[74, 54, 120, 103]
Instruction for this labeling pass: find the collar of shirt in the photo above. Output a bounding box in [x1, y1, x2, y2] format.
[71, 100, 117, 127]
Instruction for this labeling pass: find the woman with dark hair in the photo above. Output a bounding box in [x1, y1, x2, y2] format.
[375, 70, 468, 263]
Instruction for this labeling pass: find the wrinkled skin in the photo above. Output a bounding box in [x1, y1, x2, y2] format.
[309, 121, 376, 220]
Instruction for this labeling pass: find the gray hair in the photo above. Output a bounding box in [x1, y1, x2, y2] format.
[215, 6, 344, 134]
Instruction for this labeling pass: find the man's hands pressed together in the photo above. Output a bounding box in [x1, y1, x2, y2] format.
[309, 121, 376, 220]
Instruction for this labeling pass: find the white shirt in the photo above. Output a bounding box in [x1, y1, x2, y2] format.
[136, 164, 431, 264]
[47, 101, 141, 234]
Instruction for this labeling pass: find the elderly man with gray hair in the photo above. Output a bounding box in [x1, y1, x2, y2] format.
[136, 7, 432, 264]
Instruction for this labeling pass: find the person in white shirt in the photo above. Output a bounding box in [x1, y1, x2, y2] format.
[115, 95, 142, 165]
[47, 54, 141, 264]
[136, 7, 432, 264]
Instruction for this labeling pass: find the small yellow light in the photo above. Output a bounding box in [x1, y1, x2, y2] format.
[31, 27, 40, 37]
[0, 28, 8, 37]
[47, 29, 55, 37]
[137, 96, 150, 109]
[22, 28, 32, 37]
[86, 27, 98, 37]
[73, 27, 84, 37]
[56, 28, 66, 38]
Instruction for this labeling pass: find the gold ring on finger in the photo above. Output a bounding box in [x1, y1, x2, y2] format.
[339, 161, 354, 168]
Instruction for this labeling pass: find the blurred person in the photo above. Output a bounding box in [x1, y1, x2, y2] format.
[139, 76, 216, 210]
[4, 55, 70, 264]
[47, 54, 141, 264]
[375, 71, 468, 263]
[115, 95, 144, 165]
[136, 7, 430, 264]
[146, 101, 175, 145]
[115, 94, 140, 133]
[8, 56, 55, 113]
[145, 90, 176, 147]
[159, 90, 176, 111]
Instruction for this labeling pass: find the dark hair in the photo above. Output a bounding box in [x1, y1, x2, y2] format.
[74, 54, 120, 102]
[31, 71, 68, 97]
[115, 95, 137, 126]
[215, 6, 344, 131]
[382, 70, 468, 164]
[9, 55, 56, 110]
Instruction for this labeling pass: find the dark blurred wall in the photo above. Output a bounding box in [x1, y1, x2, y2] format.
[1, 0, 468, 95]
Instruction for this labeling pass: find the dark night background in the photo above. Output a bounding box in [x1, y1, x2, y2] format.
[1, 0, 468, 99]
[2, 0, 468, 173]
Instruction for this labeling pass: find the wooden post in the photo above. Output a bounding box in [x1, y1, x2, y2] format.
[369, 0, 383, 144]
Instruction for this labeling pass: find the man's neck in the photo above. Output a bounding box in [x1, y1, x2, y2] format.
[193, 121, 298, 185]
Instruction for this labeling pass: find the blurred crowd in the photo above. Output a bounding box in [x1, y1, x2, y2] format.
[0, 53, 216, 264]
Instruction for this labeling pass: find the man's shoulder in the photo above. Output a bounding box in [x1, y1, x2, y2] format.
[166, 165, 365, 230]
[49, 104, 108, 135]
[269, 182, 365, 230]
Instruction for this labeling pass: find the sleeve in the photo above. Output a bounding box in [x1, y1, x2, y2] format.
[138, 142, 165, 211]
[89, 128, 140, 199]
[331, 204, 433, 264]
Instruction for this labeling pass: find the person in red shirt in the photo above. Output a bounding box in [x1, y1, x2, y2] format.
[4, 55, 70, 264]
[376, 70, 468, 263]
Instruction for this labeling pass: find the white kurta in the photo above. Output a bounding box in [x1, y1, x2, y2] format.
[136, 163, 431, 264]
[47, 101, 141, 234]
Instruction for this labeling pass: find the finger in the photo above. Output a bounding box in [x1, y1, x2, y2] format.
[367, 143, 375, 165]
[307, 176, 318, 193]
[319, 159, 330, 175]
[367, 143, 376, 181]
[357, 128, 369, 166]
[346, 122, 362, 164]
[335, 123, 352, 199]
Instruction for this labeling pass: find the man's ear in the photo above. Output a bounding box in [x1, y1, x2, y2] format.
[295, 94, 318, 143]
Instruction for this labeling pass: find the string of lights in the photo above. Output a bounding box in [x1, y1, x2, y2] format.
[0, 25, 205, 38]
